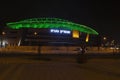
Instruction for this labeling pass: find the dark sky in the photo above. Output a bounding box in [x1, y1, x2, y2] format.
[0, 0, 120, 42]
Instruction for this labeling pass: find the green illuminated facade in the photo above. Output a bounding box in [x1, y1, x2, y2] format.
[7, 18, 98, 35]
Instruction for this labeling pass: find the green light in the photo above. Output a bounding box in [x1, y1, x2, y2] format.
[7, 18, 98, 35]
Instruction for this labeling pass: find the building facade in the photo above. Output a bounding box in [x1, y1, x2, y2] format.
[1, 18, 98, 47]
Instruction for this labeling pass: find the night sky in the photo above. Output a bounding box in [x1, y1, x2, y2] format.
[0, 0, 120, 43]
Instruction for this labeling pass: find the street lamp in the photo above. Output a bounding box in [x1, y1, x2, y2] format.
[102, 36, 107, 47]
[103, 37, 107, 40]
[34, 32, 37, 35]
[2, 32, 6, 35]
[1, 31, 6, 47]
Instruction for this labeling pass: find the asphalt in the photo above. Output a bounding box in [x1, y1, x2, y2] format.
[0, 53, 120, 80]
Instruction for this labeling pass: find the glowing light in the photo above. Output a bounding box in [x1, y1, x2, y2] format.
[103, 37, 107, 40]
[18, 39, 21, 46]
[2, 32, 6, 35]
[7, 18, 98, 35]
[72, 30, 79, 38]
[34, 32, 37, 35]
[1, 40, 8, 47]
[60, 30, 70, 34]
[86, 34, 89, 42]
[2, 41, 5, 46]
[50, 29, 71, 34]
[50, 29, 59, 33]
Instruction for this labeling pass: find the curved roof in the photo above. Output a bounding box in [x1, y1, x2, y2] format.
[7, 18, 98, 35]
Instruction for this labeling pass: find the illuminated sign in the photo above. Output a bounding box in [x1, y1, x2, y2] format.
[50, 29, 71, 34]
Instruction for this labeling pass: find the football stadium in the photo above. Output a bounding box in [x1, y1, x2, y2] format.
[1, 18, 99, 54]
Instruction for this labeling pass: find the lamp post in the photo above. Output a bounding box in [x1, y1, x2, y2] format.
[1, 32, 6, 47]
[103, 36, 107, 47]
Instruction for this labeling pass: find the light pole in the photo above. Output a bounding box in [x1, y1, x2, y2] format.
[103, 36, 107, 47]
[1, 32, 6, 47]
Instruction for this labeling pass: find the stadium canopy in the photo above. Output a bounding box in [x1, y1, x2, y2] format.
[7, 18, 98, 35]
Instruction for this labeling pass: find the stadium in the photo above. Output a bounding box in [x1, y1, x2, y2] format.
[1, 18, 98, 54]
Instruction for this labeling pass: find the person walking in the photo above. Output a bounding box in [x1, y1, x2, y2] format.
[81, 46, 86, 54]
[77, 45, 87, 63]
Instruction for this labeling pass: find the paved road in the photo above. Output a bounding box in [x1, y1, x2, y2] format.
[0, 55, 120, 80]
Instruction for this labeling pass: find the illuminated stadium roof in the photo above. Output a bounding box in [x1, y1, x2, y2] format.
[7, 18, 98, 35]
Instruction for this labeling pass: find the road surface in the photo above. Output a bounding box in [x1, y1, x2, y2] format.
[0, 54, 120, 80]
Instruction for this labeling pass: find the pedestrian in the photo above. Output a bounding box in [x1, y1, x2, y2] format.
[81, 46, 86, 55]
[76, 45, 87, 63]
